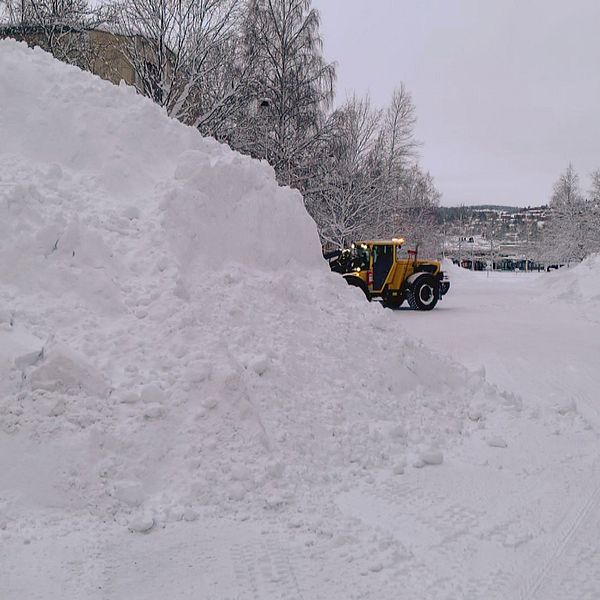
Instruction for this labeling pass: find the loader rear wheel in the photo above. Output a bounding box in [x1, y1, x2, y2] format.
[407, 275, 439, 311]
[382, 287, 403, 309]
[383, 298, 404, 309]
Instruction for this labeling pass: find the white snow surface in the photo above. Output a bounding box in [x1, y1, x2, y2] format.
[3, 41, 600, 600]
[0, 40, 505, 527]
[542, 253, 600, 307]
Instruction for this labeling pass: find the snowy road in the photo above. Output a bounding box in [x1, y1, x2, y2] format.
[2, 269, 600, 600]
[397, 269, 600, 599]
[399, 269, 600, 428]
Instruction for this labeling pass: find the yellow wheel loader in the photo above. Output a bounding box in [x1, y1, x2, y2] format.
[327, 238, 449, 310]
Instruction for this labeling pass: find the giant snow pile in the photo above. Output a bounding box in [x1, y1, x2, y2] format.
[0, 41, 514, 528]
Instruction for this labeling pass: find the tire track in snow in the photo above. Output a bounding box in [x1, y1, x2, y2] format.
[231, 535, 307, 600]
[518, 376, 600, 600]
[338, 480, 505, 598]
[518, 469, 600, 600]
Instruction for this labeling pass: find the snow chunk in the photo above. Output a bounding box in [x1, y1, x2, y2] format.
[182, 508, 199, 522]
[143, 403, 165, 420]
[487, 436, 508, 449]
[392, 464, 405, 475]
[249, 355, 269, 376]
[0, 328, 44, 368]
[140, 384, 165, 404]
[467, 407, 483, 422]
[420, 451, 444, 466]
[122, 206, 140, 220]
[119, 391, 139, 404]
[228, 484, 246, 501]
[369, 561, 384, 573]
[114, 481, 144, 507]
[556, 399, 577, 415]
[28, 342, 109, 397]
[14, 349, 44, 370]
[128, 514, 154, 533]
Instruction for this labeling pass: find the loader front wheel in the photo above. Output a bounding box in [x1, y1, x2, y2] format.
[407, 275, 439, 311]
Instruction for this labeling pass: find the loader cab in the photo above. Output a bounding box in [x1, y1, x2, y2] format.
[372, 243, 394, 291]
[368, 239, 411, 292]
[351, 238, 409, 293]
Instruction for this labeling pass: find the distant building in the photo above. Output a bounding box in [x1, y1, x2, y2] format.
[0, 24, 172, 97]
[439, 204, 550, 270]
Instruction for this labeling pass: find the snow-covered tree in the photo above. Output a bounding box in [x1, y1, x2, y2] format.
[0, 0, 113, 67]
[1, 0, 86, 24]
[18, 0, 89, 24]
[382, 85, 418, 187]
[114, 0, 242, 125]
[586, 169, 600, 255]
[304, 88, 440, 252]
[304, 95, 383, 248]
[377, 87, 439, 252]
[590, 170, 600, 203]
[188, 34, 256, 139]
[374, 86, 440, 252]
[239, 0, 335, 186]
[543, 164, 595, 263]
[370, 84, 420, 236]
[387, 165, 441, 255]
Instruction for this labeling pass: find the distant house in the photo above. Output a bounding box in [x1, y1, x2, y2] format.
[0, 24, 172, 98]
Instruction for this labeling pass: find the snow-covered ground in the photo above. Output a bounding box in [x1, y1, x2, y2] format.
[1, 41, 600, 600]
[398, 266, 600, 599]
[3, 267, 599, 599]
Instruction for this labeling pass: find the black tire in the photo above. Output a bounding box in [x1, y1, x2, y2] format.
[440, 281, 450, 296]
[407, 275, 439, 311]
[383, 297, 404, 310]
[381, 287, 402, 309]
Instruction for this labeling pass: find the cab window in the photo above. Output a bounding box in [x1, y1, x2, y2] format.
[395, 245, 408, 260]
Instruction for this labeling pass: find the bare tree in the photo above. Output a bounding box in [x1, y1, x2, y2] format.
[375, 85, 420, 236]
[304, 95, 383, 248]
[22, 0, 89, 24]
[114, 0, 242, 125]
[389, 165, 441, 255]
[189, 34, 256, 138]
[482, 218, 499, 270]
[242, 0, 335, 186]
[0, 0, 111, 67]
[590, 170, 600, 203]
[304, 87, 439, 252]
[1, 0, 21, 22]
[383, 85, 418, 182]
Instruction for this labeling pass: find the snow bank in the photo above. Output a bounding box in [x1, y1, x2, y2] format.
[441, 259, 480, 281]
[0, 41, 510, 528]
[541, 254, 600, 306]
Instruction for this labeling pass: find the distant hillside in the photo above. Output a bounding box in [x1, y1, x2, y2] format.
[435, 204, 548, 223]
[435, 204, 550, 261]
[437, 205, 518, 221]
[460, 204, 521, 212]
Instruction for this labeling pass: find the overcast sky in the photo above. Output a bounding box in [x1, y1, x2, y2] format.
[312, 0, 600, 207]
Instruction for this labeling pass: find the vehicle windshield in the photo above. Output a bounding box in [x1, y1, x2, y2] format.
[351, 245, 370, 270]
